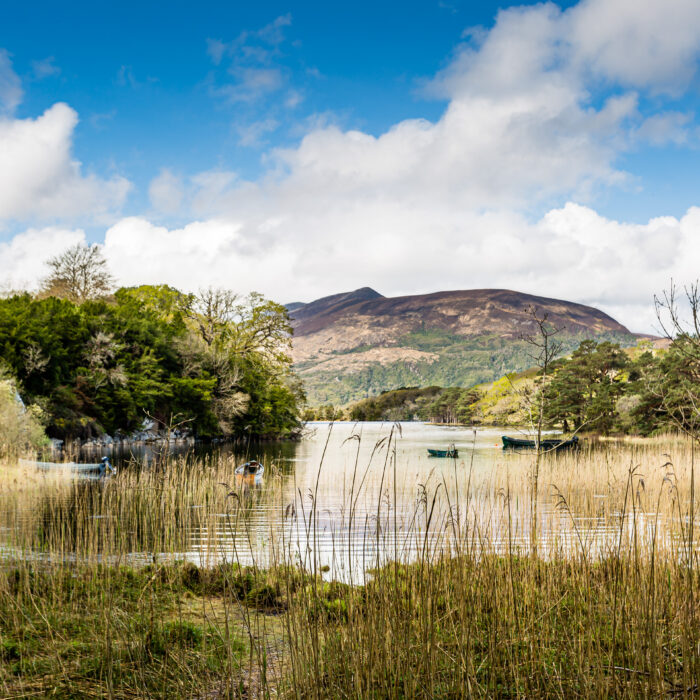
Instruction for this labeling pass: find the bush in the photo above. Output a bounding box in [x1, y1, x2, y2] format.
[0, 374, 47, 456]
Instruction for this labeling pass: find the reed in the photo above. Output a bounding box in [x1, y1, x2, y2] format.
[0, 432, 698, 697]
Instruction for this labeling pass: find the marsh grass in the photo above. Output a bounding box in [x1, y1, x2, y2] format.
[0, 432, 699, 697]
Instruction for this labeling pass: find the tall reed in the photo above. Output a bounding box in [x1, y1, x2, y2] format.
[0, 433, 698, 697]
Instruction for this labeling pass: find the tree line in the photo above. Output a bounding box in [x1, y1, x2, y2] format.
[306, 385, 481, 424]
[307, 332, 698, 437]
[0, 245, 304, 446]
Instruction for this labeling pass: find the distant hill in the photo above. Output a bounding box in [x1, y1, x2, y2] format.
[289, 287, 636, 405]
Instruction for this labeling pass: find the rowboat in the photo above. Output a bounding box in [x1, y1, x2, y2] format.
[427, 447, 458, 458]
[235, 460, 265, 478]
[501, 436, 579, 451]
[19, 457, 117, 475]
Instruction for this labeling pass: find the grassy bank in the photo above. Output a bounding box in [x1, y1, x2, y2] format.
[3, 554, 698, 697]
[1, 436, 699, 697]
[0, 562, 285, 697]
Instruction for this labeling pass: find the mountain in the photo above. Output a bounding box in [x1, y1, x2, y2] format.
[288, 287, 384, 326]
[289, 288, 636, 406]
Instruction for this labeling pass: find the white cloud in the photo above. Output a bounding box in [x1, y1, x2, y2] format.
[102, 217, 297, 291]
[0, 226, 86, 291]
[207, 14, 298, 113]
[0, 103, 131, 222]
[0, 49, 22, 114]
[148, 169, 184, 213]
[635, 112, 692, 146]
[5, 0, 700, 334]
[568, 0, 700, 92]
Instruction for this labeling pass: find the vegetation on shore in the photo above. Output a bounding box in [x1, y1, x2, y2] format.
[0, 245, 305, 448]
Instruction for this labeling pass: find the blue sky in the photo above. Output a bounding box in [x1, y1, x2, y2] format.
[2, 0, 700, 331]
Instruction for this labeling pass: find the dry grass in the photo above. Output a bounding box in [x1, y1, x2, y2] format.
[0, 433, 698, 697]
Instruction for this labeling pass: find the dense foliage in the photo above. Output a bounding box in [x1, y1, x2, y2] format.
[0, 374, 47, 455]
[0, 286, 304, 441]
[541, 338, 700, 436]
[543, 340, 629, 433]
[345, 386, 480, 423]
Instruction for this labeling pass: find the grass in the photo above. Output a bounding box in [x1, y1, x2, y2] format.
[0, 560, 291, 697]
[0, 433, 699, 697]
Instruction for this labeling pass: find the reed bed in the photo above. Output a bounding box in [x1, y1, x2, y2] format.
[0, 432, 698, 697]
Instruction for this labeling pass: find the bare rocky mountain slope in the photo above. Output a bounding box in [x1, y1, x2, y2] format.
[288, 288, 635, 406]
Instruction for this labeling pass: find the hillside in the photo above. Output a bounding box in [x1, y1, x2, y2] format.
[289, 287, 636, 405]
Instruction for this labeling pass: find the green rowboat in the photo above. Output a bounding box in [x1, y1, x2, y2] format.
[427, 447, 458, 458]
[501, 435, 579, 451]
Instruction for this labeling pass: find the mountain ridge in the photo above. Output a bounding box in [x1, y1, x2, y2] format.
[288, 287, 636, 405]
[290, 288, 630, 338]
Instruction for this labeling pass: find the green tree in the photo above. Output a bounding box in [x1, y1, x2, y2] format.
[544, 340, 628, 434]
[0, 286, 304, 442]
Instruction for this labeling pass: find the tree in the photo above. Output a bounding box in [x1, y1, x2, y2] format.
[519, 306, 564, 557]
[649, 282, 700, 439]
[0, 285, 304, 442]
[544, 340, 628, 434]
[41, 244, 114, 304]
[183, 288, 302, 438]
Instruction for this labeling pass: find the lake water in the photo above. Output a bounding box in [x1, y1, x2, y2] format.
[1, 422, 683, 580]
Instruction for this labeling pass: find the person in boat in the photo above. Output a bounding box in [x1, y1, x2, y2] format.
[243, 460, 260, 475]
[98, 456, 116, 477]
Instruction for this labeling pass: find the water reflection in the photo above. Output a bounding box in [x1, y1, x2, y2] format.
[1, 422, 693, 580]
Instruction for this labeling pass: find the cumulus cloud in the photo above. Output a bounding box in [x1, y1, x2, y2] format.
[0, 103, 131, 222]
[568, 0, 700, 92]
[0, 226, 86, 291]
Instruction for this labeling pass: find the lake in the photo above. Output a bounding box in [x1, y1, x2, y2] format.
[1, 422, 688, 580]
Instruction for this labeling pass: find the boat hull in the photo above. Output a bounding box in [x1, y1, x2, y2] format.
[427, 449, 459, 458]
[20, 459, 104, 473]
[501, 436, 579, 450]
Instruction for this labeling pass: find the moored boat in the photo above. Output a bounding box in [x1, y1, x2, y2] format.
[19, 456, 117, 476]
[501, 435, 579, 451]
[427, 446, 458, 458]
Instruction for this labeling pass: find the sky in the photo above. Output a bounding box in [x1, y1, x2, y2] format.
[1, 0, 700, 332]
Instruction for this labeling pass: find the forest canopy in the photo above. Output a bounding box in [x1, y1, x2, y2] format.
[0, 285, 304, 441]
